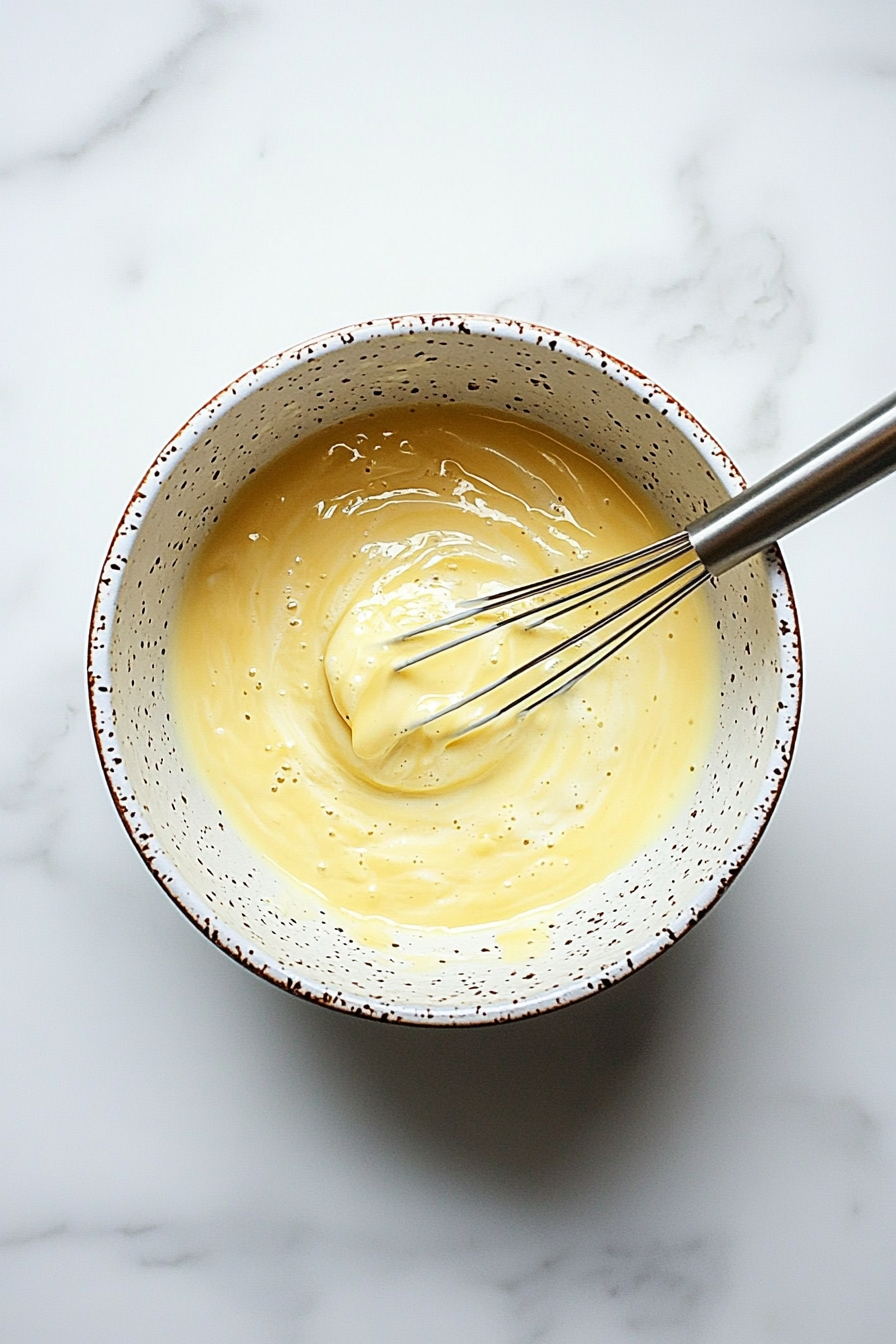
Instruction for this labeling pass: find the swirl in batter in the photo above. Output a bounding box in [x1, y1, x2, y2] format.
[171, 405, 718, 931]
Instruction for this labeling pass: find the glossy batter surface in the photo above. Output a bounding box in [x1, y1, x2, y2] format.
[171, 406, 718, 931]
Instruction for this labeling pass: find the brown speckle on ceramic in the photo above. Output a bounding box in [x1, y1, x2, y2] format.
[88, 314, 802, 1026]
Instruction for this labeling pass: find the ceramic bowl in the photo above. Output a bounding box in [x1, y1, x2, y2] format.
[89, 314, 801, 1024]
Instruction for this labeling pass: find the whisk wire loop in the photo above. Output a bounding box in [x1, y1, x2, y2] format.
[394, 531, 692, 674]
[391, 387, 896, 739]
[406, 548, 707, 735]
[462, 568, 710, 735]
[453, 530, 692, 614]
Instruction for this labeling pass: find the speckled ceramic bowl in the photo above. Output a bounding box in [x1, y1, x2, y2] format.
[89, 315, 801, 1025]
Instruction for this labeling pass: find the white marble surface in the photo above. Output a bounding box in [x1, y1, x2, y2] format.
[2, 1, 896, 1338]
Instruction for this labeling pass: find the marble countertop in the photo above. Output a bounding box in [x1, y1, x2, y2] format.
[2, 2, 896, 1339]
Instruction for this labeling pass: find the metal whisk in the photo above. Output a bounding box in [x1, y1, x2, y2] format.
[395, 391, 896, 735]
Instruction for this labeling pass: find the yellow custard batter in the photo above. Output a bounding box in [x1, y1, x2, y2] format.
[171, 405, 718, 931]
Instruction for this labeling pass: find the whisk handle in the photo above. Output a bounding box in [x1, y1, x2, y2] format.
[688, 390, 896, 575]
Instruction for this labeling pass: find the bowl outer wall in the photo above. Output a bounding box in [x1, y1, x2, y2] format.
[88, 313, 802, 1025]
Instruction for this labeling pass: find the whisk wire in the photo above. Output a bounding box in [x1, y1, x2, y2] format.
[522, 546, 693, 631]
[492, 569, 710, 730]
[394, 531, 690, 645]
[408, 554, 706, 735]
[454, 531, 691, 613]
[394, 531, 692, 673]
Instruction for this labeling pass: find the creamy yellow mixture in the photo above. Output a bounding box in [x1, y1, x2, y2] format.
[171, 405, 718, 932]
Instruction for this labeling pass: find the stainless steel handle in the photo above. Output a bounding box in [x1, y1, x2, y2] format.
[687, 391, 896, 575]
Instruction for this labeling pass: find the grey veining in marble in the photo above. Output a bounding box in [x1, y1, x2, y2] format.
[0, 6, 248, 179]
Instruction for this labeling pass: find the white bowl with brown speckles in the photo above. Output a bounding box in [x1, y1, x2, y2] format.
[88, 315, 801, 1025]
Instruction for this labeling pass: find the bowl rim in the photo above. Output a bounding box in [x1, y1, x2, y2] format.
[87, 312, 802, 1026]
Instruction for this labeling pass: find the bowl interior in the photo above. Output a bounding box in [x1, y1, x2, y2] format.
[90, 317, 800, 1023]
